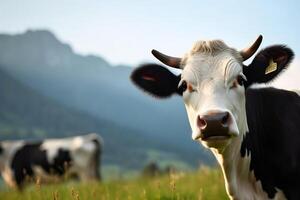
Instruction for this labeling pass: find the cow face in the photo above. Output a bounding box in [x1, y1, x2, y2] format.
[178, 48, 246, 150]
[131, 36, 294, 151]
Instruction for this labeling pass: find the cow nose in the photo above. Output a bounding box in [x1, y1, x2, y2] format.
[197, 112, 230, 139]
[197, 112, 230, 129]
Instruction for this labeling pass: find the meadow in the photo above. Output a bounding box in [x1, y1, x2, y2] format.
[0, 167, 228, 200]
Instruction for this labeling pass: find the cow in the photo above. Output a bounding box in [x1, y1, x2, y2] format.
[0, 133, 102, 189]
[131, 35, 300, 199]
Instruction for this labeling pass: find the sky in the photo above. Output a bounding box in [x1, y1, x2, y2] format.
[0, 0, 299, 89]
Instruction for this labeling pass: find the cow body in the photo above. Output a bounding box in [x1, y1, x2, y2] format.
[131, 36, 299, 199]
[241, 88, 300, 199]
[0, 133, 102, 188]
[217, 88, 300, 199]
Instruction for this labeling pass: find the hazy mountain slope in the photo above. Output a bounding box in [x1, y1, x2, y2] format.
[0, 30, 213, 168]
[0, 65, 184, 169]
[0, 30, 188, 139]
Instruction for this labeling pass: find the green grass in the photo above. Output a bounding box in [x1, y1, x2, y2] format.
[0, 167, 228, 200]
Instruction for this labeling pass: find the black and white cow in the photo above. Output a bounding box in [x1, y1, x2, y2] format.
[0, 133, 102, 188]
[131, 35, 300, 199]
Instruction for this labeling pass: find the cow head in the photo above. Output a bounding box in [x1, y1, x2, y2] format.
[131, 36, 294, 151]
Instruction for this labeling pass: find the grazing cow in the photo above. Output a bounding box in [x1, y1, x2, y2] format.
[131, 35, 300, 199]
[0, 133, 102, 188]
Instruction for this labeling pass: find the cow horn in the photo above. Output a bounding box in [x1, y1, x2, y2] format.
[240, 35, 263, 61]
[151, 49, 182, 69]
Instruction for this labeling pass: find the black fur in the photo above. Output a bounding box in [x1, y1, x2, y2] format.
[241, 88, 300, 199]
[243, 45, 294, 87]
[131, 64, 182, 98]
[52, 149, 71, 175]
[11, 142, 72, 188]
[92, 139, 101, 180]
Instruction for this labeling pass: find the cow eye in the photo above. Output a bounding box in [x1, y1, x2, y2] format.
[180, 80, 188, 92]
[230, 75, 246, 89]
[179, 80, 196, 93]
[237, 75, 245, 86]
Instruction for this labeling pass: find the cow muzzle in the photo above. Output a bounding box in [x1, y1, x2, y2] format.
[196, 111, 232, 141]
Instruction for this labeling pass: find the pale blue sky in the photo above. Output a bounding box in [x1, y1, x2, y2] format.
[0, 0, 299, 67]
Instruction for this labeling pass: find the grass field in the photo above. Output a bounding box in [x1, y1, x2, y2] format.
[0, 167, 228, 200]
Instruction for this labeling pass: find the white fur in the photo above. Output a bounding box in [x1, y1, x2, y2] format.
[181, 51, 246, 145]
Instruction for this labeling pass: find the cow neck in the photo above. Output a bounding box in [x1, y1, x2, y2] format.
[211, 135, 246, 195]
[209, 101, 266, 198]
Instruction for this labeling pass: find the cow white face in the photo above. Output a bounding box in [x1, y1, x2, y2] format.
[131, 35, 294, 152]
[180, 51, 247, 150]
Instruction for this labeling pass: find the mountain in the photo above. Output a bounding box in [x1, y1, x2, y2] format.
[0, 30, 214, 169]
[0, 66, 183, 169]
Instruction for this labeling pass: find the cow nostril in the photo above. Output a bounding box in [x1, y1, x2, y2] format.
[197, 116, 207, 130]
[221, 112, 230, 127]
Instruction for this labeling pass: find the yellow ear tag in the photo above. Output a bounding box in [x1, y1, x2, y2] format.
[265, 59, 277, 74]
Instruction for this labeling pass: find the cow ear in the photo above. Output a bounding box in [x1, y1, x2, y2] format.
[243, 45, 294, 87]
[131, 63, 182, 98]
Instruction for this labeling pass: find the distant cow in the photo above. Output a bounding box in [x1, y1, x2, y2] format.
[131, 35, 300, 199]
[0, 133, 102, 188]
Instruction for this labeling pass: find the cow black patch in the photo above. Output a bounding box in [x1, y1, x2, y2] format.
[0, 144, 3, 154]
[11, 142, 49, 187]
[11, 142, 73, 188]
[241, 87, 300, 199]
[52, 149, 72, 175]
[92, 139, 101, 179]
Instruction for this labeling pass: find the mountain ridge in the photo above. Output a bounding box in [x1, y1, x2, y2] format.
[0, 29, 214, 169]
